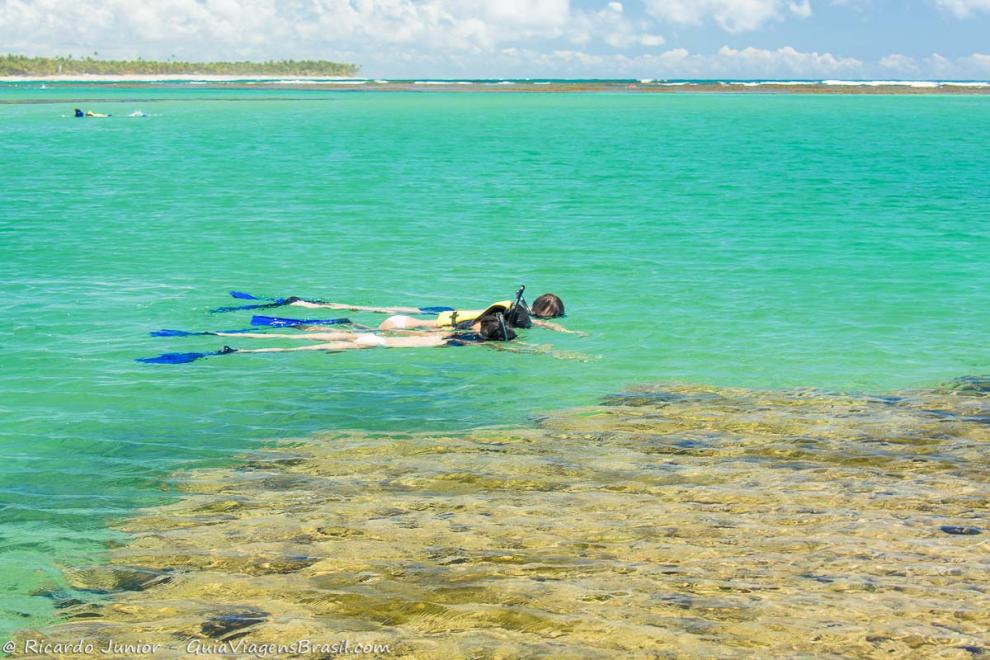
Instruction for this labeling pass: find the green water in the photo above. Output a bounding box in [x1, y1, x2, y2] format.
[1, 86, 989, 638]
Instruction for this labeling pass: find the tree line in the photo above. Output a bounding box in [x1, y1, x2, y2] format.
[0, 55, 359, 77]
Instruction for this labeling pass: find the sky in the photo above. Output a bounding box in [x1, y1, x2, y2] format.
[1, 0, 989, 79]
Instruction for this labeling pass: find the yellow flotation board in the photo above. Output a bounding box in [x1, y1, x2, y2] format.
[436, 300, 513, 328]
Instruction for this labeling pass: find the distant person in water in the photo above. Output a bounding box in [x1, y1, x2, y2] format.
[217, 312, 516, 355]
[74, 108, 110, 118]
[287, 292, 580, 334]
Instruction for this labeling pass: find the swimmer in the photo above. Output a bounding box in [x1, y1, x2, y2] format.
[526, 293, 578, 334]
[377, 300, 530, 332]
[287, 289, 579, 334]
[217, 312, 516, 355]
[295, 297, 526, 334]
[74, 108, 110, 118]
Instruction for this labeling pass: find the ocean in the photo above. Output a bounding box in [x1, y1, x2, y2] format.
[1, 85, 989, 646]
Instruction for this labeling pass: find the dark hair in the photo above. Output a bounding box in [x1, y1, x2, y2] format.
[531, 293, 564, 318]
[504, 303, 532, 329]
[477, 313, 516, 341]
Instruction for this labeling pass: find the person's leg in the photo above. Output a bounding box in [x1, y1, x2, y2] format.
[290, 300, 421, 314]
[233, 341, 370, 354]
[215, 331, 357, 341]
[378, 316, 439, 331]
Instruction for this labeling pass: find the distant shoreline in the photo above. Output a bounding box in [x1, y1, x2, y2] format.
[0, 74, 361, 83]
[3, 77, 990, 94]
[0, 55, 358, 78]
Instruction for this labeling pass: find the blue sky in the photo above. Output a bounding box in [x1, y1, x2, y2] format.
[2, 0, 989, 78]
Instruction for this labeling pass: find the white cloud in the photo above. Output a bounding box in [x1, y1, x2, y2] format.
[1, 0, 987, 79]
[878, 51, 990, 78]
[712, 45, 860, 75]
[484, 44, 861, 78]
[642, 0, 812, 32]
[0, 0, 663, 63]
[568, 1, 666, 49]
[879, 53, 920, 74]
[935, 0, 990, 17]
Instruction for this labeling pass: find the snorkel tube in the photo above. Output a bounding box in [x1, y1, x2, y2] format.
[497, 312, 509, 341]
[511, 284, 527, 312]
[502, 284, 533, 329]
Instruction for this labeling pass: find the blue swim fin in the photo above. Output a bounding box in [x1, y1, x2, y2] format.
[211, 301, 287, 313]
[137, 346, 238, 364]
[216, 292, 328, 313]
[251, 315, 351, 327]
[150, 329, 250, 337]
[230, 291, 260, 300]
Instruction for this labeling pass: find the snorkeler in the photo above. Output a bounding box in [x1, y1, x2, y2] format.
[216, 312, 516, 355]
[74, 108, 110, 118]
[287, 289, 579, 334]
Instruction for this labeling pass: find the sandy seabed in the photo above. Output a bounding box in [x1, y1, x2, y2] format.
[14, 380, 990, 658]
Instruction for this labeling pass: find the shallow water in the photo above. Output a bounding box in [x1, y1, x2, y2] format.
[15, 382, 990, 657]
[1, 86, 990, 639]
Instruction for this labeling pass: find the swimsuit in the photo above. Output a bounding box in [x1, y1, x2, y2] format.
[355, 334, 389, 348]
[384, 315, 410, 329]
[445, 333, 482, 347]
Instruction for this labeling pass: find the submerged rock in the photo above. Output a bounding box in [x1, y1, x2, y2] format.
[946, 376, 990, 396]
[940, 526, 982, 536]
[63, 565, 173, 593]
[17, 381, 990, 658]
[31, 588, 85, 609]
[200, 607, 269, 640]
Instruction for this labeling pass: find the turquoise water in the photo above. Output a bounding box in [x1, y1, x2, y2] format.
[1, 87, 989, 637]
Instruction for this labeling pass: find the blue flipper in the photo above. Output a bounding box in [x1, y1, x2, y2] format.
[228, 291, 288, 304]
[251, 315, 351, 327]
[137, 346, 238, 364]
[137, 350, 221, 364]
[150, 329, 250, 337]
[418, 306, 455, 314]
[217, 292, 331, 313]
[211, 301, 286, 313]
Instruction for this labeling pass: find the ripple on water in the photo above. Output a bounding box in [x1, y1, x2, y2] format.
[14, 380, 990, 657]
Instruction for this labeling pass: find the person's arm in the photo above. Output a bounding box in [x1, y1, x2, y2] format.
[485, 342, 598, 362]
[298, 323, 375, 332]
[532, 319, 587, 336]
[290, 300, 421, 314]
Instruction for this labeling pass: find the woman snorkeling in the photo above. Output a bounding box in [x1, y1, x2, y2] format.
[215, 312, 516, 355]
